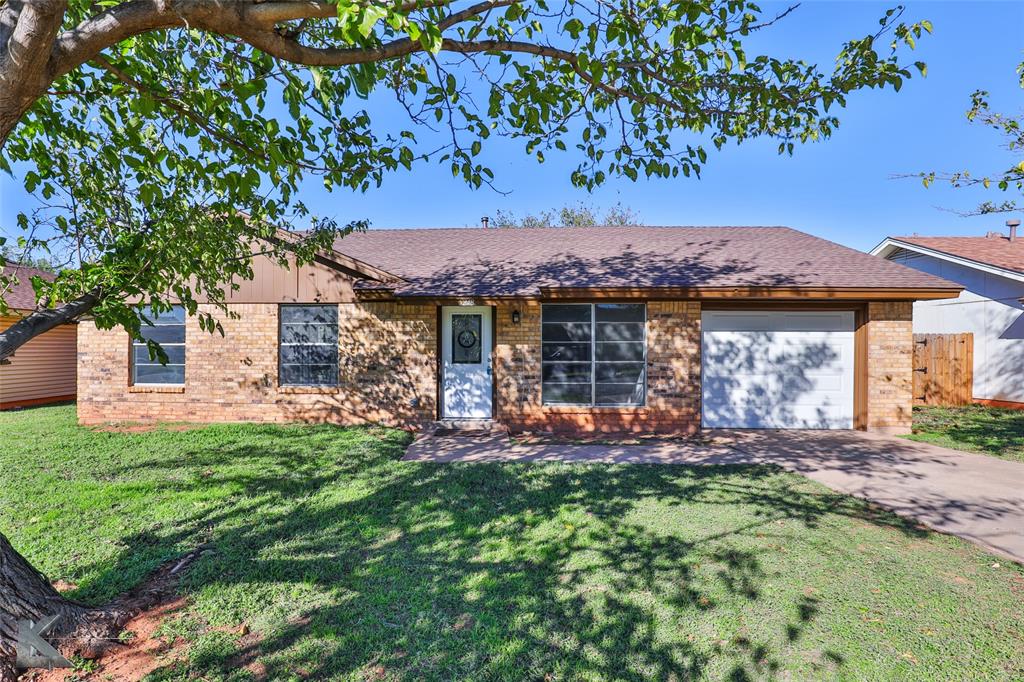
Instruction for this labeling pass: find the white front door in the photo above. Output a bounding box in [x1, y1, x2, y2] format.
[441, 306, 493, 419]
[702, 310, 855, 429]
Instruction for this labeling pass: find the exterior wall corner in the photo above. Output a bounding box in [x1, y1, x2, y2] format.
[865, 301, 914, 434]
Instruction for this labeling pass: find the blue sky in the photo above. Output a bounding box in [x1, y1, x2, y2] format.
[2, 1, 1022, 253]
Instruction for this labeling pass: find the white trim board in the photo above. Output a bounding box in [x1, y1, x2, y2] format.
[870, 238, 1024, 284]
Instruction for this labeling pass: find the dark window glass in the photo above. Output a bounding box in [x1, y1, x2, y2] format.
[133, 345, 185, 365]
[595, 362, 645, 384]
[138, 325, 187, 345]
[280, 323, 337, 345]
[596, 341, 645, 362]
[451, 314, 482, 364]
[541, 304, 646, 406]
[279, 305, 339, 386]
[542, 363, 592, 383]
[542, 305, 593, 323]
[541, 343, 591, 362]
[542, 383, 593, 405]
[540, 322, 592, 343]
[596, 322, 645, 342]
[133, 364, 185, 385]
[595, 303, 645, 322]
[595, 383, 645, 406]
[280, 345, 338, 366]
[132, 305, 185, 385]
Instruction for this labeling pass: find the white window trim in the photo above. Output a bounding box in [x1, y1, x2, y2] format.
[278, 304, 340, 387]
[541, 302, 647, 407]
[131, 306, 186, 387]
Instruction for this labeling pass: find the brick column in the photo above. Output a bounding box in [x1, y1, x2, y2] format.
[865, 301, 914, 434]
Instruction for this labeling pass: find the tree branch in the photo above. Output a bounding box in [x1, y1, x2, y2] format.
[51, 0, 454, 79]
[0, 288, 101, 363]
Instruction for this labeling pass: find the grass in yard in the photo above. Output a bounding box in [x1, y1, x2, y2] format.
[2, 405, 1023, 681]
[909, 405, 1024, 463]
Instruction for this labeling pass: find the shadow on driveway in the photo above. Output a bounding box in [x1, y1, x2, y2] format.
[405, 430, 1024, 564]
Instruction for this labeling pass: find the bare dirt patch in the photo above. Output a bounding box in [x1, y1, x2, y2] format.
[20, 598, 189, 682]
[18, 548, 206, 682]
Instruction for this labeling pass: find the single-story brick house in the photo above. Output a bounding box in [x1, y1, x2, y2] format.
[78, 226, 962, 435]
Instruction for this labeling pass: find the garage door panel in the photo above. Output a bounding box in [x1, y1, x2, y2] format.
[705, 374, 846, 401]
[703, 311, 853, 333]
[702, 313, 774, 332]
[702, 311, 855, 429]
[706, 338, 848, 375]
[702, 400, 850, 429]
[779, 312, 852, 332]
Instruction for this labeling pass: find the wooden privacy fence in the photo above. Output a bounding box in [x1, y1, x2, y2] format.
[913, 333, 974, 406]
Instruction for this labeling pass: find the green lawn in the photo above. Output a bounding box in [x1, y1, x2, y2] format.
[908, 405, 1024, 463]
[2, 406, 1023, 681]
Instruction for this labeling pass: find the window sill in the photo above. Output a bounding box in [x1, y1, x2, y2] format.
[278, 385, 341, 394]
[129, 385, 185, 394]
[542, 405, 648, 414]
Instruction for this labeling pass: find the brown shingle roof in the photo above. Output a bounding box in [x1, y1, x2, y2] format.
[2, 264, 54, 311]
[332, 226, 957, 297]
[892, 236, 1024, 275]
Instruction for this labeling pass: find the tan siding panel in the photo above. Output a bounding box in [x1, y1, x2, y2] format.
[0, 315, 78, 405]
[220, 253, 357, 303]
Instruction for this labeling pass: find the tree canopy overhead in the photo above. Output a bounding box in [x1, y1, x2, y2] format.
[0, 0, 930, 351]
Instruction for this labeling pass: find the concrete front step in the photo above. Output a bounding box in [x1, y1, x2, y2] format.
[425, 419, 509, 437]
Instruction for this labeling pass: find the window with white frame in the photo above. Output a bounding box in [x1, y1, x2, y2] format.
[279, 305, 339, 386]
[132, 306, 186, 385]
[541, 303, 646, 406]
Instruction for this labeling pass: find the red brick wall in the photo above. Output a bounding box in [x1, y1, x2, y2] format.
[865, 301, 914, 434]
[77, 302, 436, 426]
[493, 300, 702, 435]
[79, 298, 913, 436]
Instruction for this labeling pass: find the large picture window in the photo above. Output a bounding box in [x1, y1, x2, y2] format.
[279, 305, 339, 386]
[132, 306, 186, 385]
[542, 303, 646, 406]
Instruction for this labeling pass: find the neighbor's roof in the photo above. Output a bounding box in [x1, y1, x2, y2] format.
[885, 235, 1024, 276]
[2, 264, 54, 310]
[331, 226, 959, 298]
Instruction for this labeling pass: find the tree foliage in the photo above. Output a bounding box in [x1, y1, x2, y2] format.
[915, 63, 1024, 216]
[492, 201, 640, 227]
[0, 0, 931, 357]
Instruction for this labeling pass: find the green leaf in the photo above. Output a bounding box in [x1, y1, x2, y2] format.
[358, 6, 388, 39]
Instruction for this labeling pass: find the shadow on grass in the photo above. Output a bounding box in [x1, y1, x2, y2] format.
[911, 406, 1024, 459]
[78, 425, 927, 680]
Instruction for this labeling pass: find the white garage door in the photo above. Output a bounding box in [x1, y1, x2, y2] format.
[702, 310, 855, 429]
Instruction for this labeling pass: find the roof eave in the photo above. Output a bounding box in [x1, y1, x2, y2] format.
[360, 285, 963, 302]
[871, 237, 1024, 284]
[539, 286, 962, 301]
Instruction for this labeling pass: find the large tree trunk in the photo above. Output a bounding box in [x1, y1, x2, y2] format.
[0, 0, 69, 150]
[0, 532, 112, 681]
[1, 293, 110, 679]
[0, 530, 204, 679]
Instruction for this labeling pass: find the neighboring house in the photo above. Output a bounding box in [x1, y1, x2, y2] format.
[0, 265, 78, 409]
[871, 227, 1024, 407]
[77, 226, 961, 435]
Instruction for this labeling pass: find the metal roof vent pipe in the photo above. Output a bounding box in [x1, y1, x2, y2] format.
[481, 216, 489, 228]
[1007, 219, 1020, 242]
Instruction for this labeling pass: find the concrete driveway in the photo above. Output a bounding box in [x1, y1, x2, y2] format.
[404, 430, 1024, 563]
